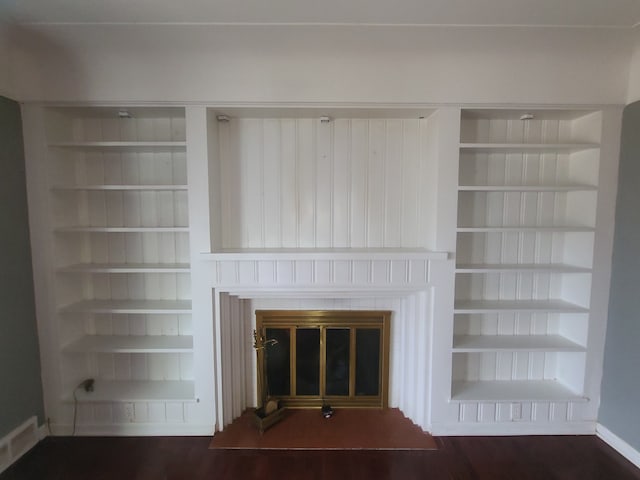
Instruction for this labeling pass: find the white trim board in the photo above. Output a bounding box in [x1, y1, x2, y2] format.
[0, 416, 41, 475]
[48, 423, 215, 437]
[430, 421, 596, 436]
[597, 423, 640, 470]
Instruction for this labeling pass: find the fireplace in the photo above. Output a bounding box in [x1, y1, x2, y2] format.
[256, 310, 391, 409]
[208, 250, 447, 432]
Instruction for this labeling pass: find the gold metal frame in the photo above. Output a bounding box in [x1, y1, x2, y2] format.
[255, 310, 391, 409]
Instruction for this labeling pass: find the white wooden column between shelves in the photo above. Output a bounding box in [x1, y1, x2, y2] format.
[21, 105, 63, 423]
[426, 107, 461, 431]
[185, 106, 217, 432]
[581, 107, 623, 420]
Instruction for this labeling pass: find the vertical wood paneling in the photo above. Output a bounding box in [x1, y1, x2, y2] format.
[332, 120, 351, 246]
[367, 120, 386, 247]
[350, 120, 369, 247]
[280, 120, 298, 248]
[402, 121, 420, 246]
[384, 120, 403, 246]
[216, 117, 432, 249]
[240, 119, 263, 248]
[315, 121, 333, 247]
[262, 120, 281, 247]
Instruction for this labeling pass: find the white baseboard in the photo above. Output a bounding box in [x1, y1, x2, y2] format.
[430, 421, 596, 436]
[596, 423, 640, 469]
[0, 416, 41, 475]
[49, 422, 215, 436]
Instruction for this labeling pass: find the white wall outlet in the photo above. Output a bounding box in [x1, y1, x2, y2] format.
[124, 403, 135, 423]
[511, 403, 523, 421]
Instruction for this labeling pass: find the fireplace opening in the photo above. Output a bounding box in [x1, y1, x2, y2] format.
[255, 310, 390, 408]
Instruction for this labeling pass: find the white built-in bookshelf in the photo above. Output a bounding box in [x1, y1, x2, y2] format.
[453, 108, 602, 404]
[22, 104, 620, 436]
[34, 106, 194, 431]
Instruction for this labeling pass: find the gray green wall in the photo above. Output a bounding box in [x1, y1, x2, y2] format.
[599, 100, 640, 451]
[0, 95, 44, 437]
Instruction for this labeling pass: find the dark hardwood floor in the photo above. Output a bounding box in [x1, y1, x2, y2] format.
[2, 435, 639, 480]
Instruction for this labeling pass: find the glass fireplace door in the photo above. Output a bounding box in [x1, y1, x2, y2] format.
[256, 311, 390, 408]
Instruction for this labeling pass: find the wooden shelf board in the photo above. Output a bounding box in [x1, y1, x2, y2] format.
[52, 185, 188, 191]
[202, 248, 449, 261]
[59, 299, 192, 314]
[460, 108, 599, 121]
[454, 299, 589, 314]
[450, 380, 586, 403]
[66, 380, 195, 402]
[63, 335, 193, 353]
[452, 334, 585, 352]
[55, 226, 189, 233]
[457, 226, 594, 233]
[57, 263, 190, 273]
[459, 143, 599, 153]
[455, 263, 591, 273]
[49, 141, 186, 151]
[458, 185, 597, 192]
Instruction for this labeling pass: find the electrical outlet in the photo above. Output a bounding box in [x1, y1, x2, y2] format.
[511, 402, 522, 421]
[124, 403, 135, 423]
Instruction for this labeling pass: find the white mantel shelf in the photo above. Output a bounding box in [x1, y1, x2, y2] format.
[200, 248, 449, 261]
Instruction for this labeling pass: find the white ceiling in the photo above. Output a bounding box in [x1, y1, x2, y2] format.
[0, 0, 639, 27]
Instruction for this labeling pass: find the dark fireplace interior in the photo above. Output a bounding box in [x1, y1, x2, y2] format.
[256, 310, 390, 408]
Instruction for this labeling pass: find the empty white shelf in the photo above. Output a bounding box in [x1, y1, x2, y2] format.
[451, 380, 586, 402]
[63, 335, 193, 353]
[458, 185, 597, 192]
[49, 141, 186, 151]
[59, 299, 192, 314]
[57, 263, 190, 273]
[459, 143, 599, 153]
[202, 247, 449, 261]
[454, 299, 589, 314]
[68, 380, 195, 402]
[457, 226, 594, 233]
[52, 185, 188, 191]
[452, 335, 585, 352]
[55, 226, 190, 233]
[455, 263, 591, 273]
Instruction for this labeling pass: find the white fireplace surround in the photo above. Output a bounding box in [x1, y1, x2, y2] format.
[203, 251, 451, 432]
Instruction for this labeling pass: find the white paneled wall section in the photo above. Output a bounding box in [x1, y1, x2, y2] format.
[23, 104, 620, 436]
[211, 115, 439, 250]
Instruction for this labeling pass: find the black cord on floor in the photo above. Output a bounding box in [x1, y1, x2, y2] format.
[71, 387, 79, 436]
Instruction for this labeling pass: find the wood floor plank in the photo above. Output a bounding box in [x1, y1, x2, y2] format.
[209, 408, 437, 450]
[2, 434, 639, 480]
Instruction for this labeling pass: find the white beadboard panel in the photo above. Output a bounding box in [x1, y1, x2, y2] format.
[214, 117, 438, 250]
[45, 107, 186, 143]
[211, 258, 435, 288]
[456, 231, 594, 268]
[455, 272, 592, 307]
[51, 190, 189, 229]
[459, 110, 602, 145]
[457, 191, 597, 230]
[452, 351, 586, 387]
[218, 293, 254, 428]
[49, 150, 187, 189]
[452, 312, 589, 348]
[458, 151, 600, 190]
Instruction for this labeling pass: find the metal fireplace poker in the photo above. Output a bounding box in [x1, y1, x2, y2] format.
[252, 329, 286, 434]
